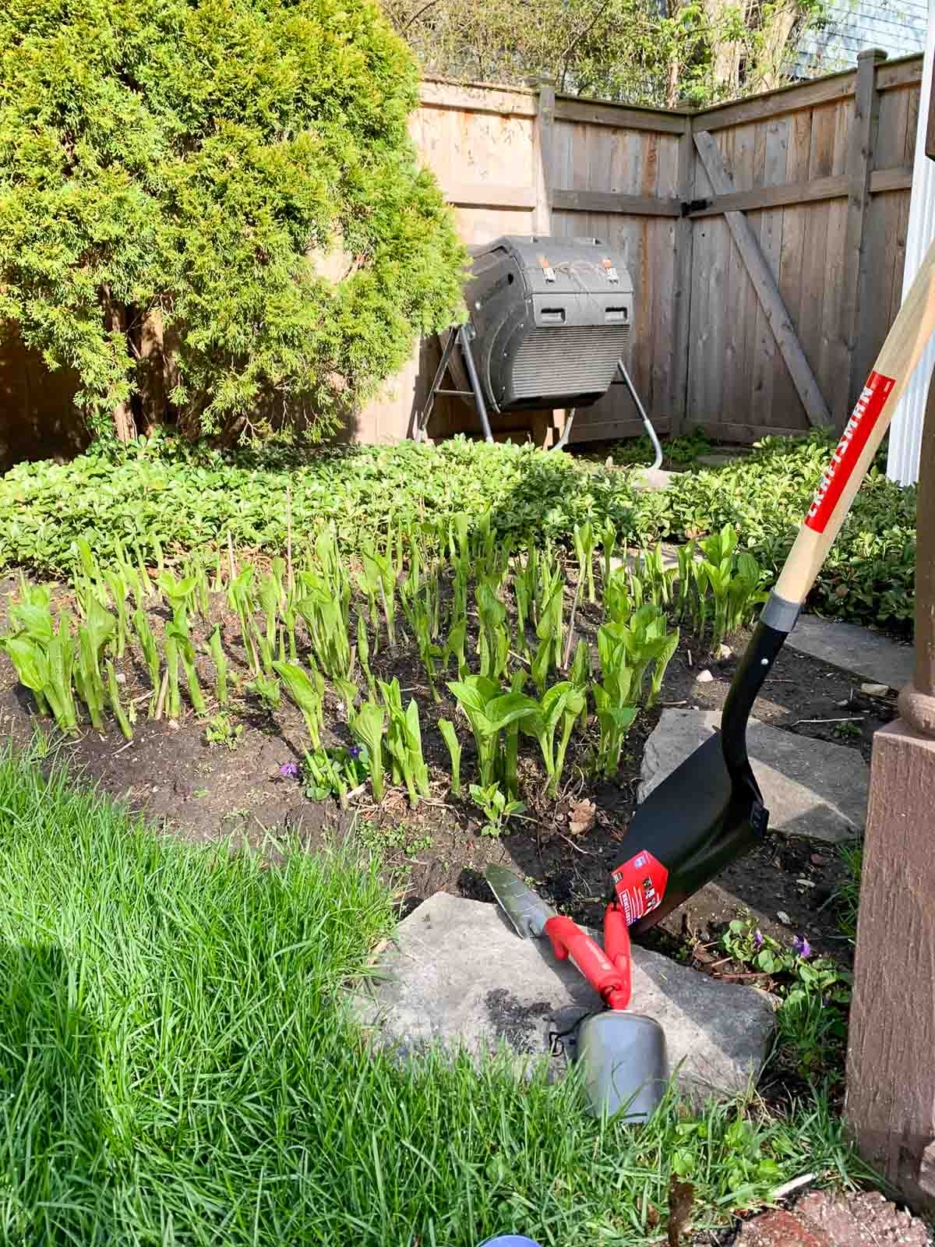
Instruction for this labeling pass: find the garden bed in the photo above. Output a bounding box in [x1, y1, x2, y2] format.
[0, 567, 890, 963]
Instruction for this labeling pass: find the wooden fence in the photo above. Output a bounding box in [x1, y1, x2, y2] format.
[0, 52, 922, 461]
[365, 50, 921, 446]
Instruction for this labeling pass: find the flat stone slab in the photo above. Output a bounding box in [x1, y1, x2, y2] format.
[787, 614, 913, 691]
[640, 709, 868, 843]
[352, 891, 776, 1100]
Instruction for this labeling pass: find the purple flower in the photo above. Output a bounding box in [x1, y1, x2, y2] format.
[279, 762, 300, 779]
[753, 929, 764, 951]
[348, 745, 362, 760]
[792, 935, 812, 959]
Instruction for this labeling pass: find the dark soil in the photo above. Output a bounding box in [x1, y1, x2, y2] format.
[0, 571, 895, 966]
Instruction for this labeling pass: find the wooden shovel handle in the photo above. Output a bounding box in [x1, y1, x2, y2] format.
[775, 234, 935, 606]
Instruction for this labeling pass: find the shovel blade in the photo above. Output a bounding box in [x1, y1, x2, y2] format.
[576, 1010, 668, 1120]
[618, 732, 767, 935]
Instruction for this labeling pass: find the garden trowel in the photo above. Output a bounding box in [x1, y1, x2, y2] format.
[485, 864, 667, 1119]
[609, 230, 935, 935]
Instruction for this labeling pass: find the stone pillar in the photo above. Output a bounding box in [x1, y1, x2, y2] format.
[845, 361, 935, 1211]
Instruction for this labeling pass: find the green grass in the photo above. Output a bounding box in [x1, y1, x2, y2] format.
[0, 745, 871, 1244]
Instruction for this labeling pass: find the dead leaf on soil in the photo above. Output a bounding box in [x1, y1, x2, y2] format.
[667, 1178, 695, 1246]
[568, 798, 596, 837]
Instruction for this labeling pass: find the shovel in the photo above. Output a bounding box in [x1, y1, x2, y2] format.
[612, 234, 935, 934]
[485, 864, 667, 1119]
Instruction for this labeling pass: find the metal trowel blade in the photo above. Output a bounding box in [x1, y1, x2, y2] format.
[485, 864, 555, 939]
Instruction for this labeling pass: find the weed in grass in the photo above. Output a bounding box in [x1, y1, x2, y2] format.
[719, 920, 851, 1083]
[834, 844, 862, 943]
[356, 818, 433, 860]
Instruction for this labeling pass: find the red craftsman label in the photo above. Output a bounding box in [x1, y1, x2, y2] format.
[804, 370, 895, 534]
[611, 851, 669, 925]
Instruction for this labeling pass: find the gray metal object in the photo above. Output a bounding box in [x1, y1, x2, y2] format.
[576, 1011, 668, 1120]
[485, 865, 668, 1120]
[485, 863, 554, 938]
[616, 357, 663, 470]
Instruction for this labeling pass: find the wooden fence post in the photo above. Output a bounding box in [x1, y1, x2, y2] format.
[839, 47, 888, 426]
[669, 127, 695, 435]
[526, 76, 555, 236]
[845, 362, 935, 1212]
[845, 52, 935, 1209]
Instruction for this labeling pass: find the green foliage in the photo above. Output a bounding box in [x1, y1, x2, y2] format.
[350, 700, 387, 802]
[204, 710, 243, 751]
[437, 719, 462, 797]
[106, 660, 134, 741]
[664, 433, 916, 631]
[273, 661, 324, 747]
[301, 745, 370, 807]
[719, 919, 851, 1081]
[386, 0, 826, 108]
[0, 0, 465, 442]
[468, 782, 526, 838]
[379, 678, 430, 807]
[0, 437, 638, 577]
[448, 676, 538, 790]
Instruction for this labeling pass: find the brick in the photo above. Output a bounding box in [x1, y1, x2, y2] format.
[736, 1209, 829, 1247]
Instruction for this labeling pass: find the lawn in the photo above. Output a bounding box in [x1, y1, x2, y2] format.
[0, 745, 866, 1245]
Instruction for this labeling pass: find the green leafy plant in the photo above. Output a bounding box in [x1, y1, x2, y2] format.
[0, 0, 464, 443]
[437, 719, 462, 797]
[379, 679, 430, 807]
[249, 674, 281, 713]
[573, 521, 596, 604]
[74, 599, 116, 731]
[166, 621, 206, 716]
[476, 581, 510, 681]
[273, 662, 325, 749]
[301, 746, 370, 808]
[447, 675, 538, 790]
[132, 608, 161, 716]
[204, 711, 243, 751]
[469, 783, 526, 837]
[208, 627, 229, 708]
[350, 701, 387, 803]
[718, 919, 851, 1081]
[106, 661, 134, 741]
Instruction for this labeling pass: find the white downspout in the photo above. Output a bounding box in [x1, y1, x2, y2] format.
[887, 0, 935, 485]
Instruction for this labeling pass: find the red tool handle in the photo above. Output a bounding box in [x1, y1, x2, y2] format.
[544, 909, 631, 1011]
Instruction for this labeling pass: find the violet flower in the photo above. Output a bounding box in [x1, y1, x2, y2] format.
[753, 929, 764, 951]
[792, 934, 812, 959]
[348, 745, 362, 760]
[279, 762, 300, 779]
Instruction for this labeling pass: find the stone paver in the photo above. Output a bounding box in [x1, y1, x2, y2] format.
[737, 1191, 932, 1246]
[352, 891, 775, 1100]
[640, 709, 868, 842]
[787, 615, 913, 691]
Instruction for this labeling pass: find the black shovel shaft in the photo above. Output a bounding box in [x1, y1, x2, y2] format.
[720, 604, 795, 777]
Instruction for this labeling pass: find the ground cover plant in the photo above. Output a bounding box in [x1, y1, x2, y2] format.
[0, 744, 870, 1244]
[0, 431, 916, 630]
